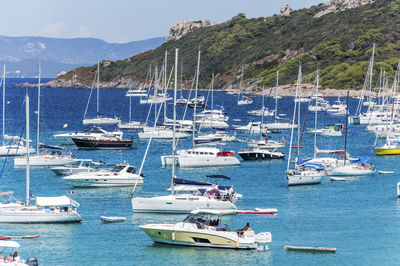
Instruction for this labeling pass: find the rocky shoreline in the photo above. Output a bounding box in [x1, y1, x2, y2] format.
[15, 79, 364, 97]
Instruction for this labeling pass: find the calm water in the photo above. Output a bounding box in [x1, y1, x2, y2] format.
[1, 79, 399, 265]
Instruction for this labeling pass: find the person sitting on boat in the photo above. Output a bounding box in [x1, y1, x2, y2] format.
[6, 254, 13, 262]
[237, 223, 252, 236]
[12, 251, 20, 262]
[0, 252, 4, 262]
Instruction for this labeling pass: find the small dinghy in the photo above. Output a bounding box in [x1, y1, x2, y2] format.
[236, 208, 278, 214]
[284, 245, 337, 252]
[0, 234, 40, 240]
[100, 216, 127, 223]
[330, 176, 346, 181]
[378, 171, 394, 174]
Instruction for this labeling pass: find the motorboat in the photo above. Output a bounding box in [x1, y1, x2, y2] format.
[71, 136, 133, 149]
[176, 147, 240, 168]
[63, 164, 143, 187]
[262, 121, 297, 130]
[138, 127, 190, 139]
[82, 115, 121, 125]
[0, 240, 38, 265]
[53, 126, 123, 144]
[247, 138, 286, 149]
[195, 109, 229, 122]
[375, 138, 400, 155]
[247, 107, 274, 117]
[238, 148, 285, 160]
[195, 119, 229, 129]
[188, 96, 206, 108]
[234, 122, 269, 134]
[118, 121, 146, 130]
[294, 97, 311, 103]
[237, 96, 253, 105]
[176, 97, 188, 105]
[139, 209, 272, 250]
[125, 88, 147, 97]
[194, 132, 236, 145]
[307, 124, 343, 137]
[51, 159, 95, 176]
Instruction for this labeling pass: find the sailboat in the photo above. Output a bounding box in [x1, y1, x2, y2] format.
[82, 62, 121, 125]
[262, 71, 296, 130]
[132, 49, 237, 213]
[0, 64, 35, 156]
[14, 67, 76, 167]
[285, 66, 325, 186]
[118, 86, 147, 130]
[0, 94, 81, 223]
[237, 66, 253, 105]
[328, 92, 375, 176]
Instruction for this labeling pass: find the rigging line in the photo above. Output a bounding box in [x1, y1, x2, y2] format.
[83, 69, 98, 119]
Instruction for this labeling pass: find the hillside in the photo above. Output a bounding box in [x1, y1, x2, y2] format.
[54, 0, 400, 91]
[0, 36, 164, 77]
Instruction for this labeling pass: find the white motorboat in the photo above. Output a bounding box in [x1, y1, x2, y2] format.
[262, 122, 297, 130]
[196, 119, 229, 129]
[194, 132, 236, 145]
[247, 138, 286, 149]
[294, 97, 311, 103]
[118, 121, 146, 130]
[247, 107, 274, 117]
[177, 147, 240, 168]
[0, 240, 38, 265]
[237, 96, 253, 105]
[101, 216, 127, 223]
[51, 159, 94, 176]
[234, 122, 269, 134]
[138, 128, 190, 139]
[307, 124, 343, 137]
[195, 109, 229, 122]
[125, 88, 147, 97]
[0, 93, 81, 224]
[53, 126, 123, 144]
[139, 209, 272, 250]
[63, 164, 143, 187]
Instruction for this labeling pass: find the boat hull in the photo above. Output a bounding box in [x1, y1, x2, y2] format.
[63, 177, 143, 187]
[0, 211, 81, 223]
[374, 148, 400, 156]
[178, 156, 240, 168]
[82, 117, 121, 125]
[238, 151, 284, 160]
[14, 156, 75, 167]
[71, 138, 132, 149]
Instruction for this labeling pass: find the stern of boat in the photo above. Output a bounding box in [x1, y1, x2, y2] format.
[254, 232, 272, 250]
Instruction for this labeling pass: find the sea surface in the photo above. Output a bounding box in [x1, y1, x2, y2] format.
[1, 78, 399, 265]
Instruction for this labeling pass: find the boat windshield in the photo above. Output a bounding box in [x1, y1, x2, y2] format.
[111, 165, 125, 172]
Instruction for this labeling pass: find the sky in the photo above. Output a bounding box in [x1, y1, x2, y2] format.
[2, 0, 324, 43]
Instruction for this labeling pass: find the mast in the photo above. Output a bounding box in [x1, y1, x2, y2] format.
[192, 50, 201, 148]
[211, 71, 214, 134]
[164, 51, 167, 123]
[171, 48, 178, 196]
[154, 67, 158, 124]
[297, 66, 302, 158]
[286, 65, 300, 171]
[96, 62, 100, 115]
[344, 91, 349, 166]
[368, 43, 375, 103]
[314, 69, 319, 158]
[2, 64, 5, 146]
[274, 70, 279, 123]
[26, 94, 30, 206]
[129, 85, 132, 122]
[36, 65, 41, 155]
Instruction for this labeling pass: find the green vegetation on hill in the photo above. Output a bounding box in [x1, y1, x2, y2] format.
[60, 0, 400, 90]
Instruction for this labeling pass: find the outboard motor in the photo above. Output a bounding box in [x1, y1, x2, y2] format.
[26, 257, 38, 266]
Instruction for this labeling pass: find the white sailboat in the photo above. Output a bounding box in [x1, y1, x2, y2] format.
[14, 67, 76, 167]
[118, 88, 147, 130]
[0, 94, 81, 223]
[82, 63, 121, 125]
[237, 66, 253, 105]
[132, 49, 237, 213]
[285, 66, 324, 186]
[0, 64, 35, 156]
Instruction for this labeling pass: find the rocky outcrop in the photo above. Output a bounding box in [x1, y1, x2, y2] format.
[280, 4, 293, 16]
[315, 0, 376, 18]
[166, 19, 213, 42]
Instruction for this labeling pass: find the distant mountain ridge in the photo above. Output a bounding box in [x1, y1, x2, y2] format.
[0, 36, 165, 77]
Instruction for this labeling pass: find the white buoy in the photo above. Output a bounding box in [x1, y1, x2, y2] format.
[63, 123, 68, 128]
[397, 182, 400, 198]
[7, 101, 10, 104]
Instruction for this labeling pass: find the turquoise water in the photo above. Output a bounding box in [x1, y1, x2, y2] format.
[1, 79, 399, 265]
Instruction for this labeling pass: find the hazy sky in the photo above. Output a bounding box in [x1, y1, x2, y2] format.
[3, 0, 324, 43]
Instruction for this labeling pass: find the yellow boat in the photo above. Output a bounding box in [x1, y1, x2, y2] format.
[374, 147, 400, 156]
[139, 209, 272, 250]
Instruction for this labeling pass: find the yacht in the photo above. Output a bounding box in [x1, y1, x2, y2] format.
[63, 164, 142, 187]
[238, 148, 285, 161]
[71, 136, 133, 149]
[174, 147, 240, 168]
[51, 159, 95, 176]
[125, 88, 147, 97]
[138, 127, 190, 139]
[53, 126, 123, 144]
[139, 209, 272, 250]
